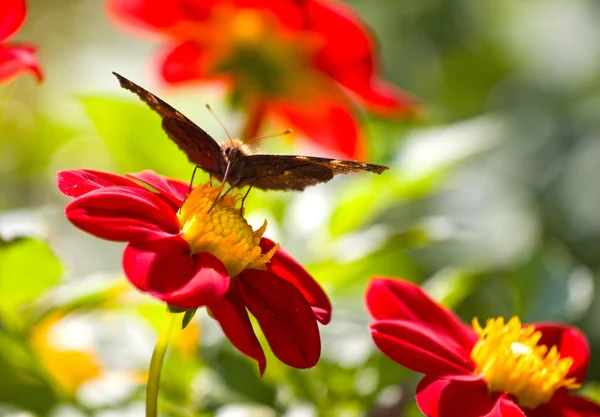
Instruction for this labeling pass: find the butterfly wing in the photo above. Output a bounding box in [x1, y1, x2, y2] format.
[239, 154, 389, 191]
[113, 72, 223, 174]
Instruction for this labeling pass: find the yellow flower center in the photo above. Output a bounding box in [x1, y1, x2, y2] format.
[470, 316, 580, 409]
[205, 6, 322, 99]
[177, 181, 277, 277]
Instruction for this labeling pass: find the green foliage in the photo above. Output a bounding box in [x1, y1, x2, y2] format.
[81, 95, 193, 179]
[0, 238, 62, 316]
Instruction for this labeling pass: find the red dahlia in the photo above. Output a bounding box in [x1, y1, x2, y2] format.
[366, 278, 600, 417]
[0, 0, 42, 85]
[106, 0, 415, 158]
[58, 169, 331, 373]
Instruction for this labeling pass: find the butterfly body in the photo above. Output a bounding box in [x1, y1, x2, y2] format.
[113, 72, 389, 191]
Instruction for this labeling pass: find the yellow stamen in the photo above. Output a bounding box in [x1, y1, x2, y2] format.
[470, 316, 580, 409]
[232, 9, 268, 43]
[177, 181, 277, 277]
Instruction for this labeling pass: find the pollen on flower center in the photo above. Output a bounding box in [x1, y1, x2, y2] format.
[470, 316, 580, 409]
[177, 181, 277, 277]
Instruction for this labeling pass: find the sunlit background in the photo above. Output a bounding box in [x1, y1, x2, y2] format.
[3, 0, 600, 415]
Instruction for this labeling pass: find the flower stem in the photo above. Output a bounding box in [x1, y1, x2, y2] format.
[146, 308, 177, 417]
[240, 99, 266, 142]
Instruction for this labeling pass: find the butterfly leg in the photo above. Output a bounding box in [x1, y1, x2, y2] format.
[208, 179, 241, 212]
[187, 165, 200, 195]
[240, 185, 253, 211]
[178, 165, 200, 213]
[210, 158, 233, 203]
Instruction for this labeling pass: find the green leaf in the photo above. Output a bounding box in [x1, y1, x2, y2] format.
[0, 238, 62, 314]
[212, 348, 277, 406]
[0, 332, 58, 414]
[308, 234, 421, 294]
[80, 95, 196, 180]
[329, 171, 442, 237]
[330, 116, 504, 237]
[181, 309, 197, 329]
[0, 114, 76, 179]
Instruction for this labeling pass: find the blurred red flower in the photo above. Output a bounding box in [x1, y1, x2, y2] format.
[106, 0, 415, 158]
[0, 0, 42, 85]
[366, 278, 600, 417]
[58, 169, 331, 373]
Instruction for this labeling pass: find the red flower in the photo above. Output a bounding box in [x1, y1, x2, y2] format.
[0, 0, 42, 85]
[58, 169, 331, 373]
[106, 0, 415, 159]
[366, 278, 600, 417]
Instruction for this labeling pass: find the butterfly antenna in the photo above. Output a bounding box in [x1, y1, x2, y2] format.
[246, 129, 293, 145]
[205, 104, 234, 147]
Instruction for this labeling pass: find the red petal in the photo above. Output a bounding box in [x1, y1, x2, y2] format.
[366, 278, 477, 351]
[416, 375, 500, 417]
[370, 320, 475, 376]
[0, 0, 25, 43]
[306, 0, 414, 115]
[261, 238, 331, 324]
[105, 0, 199, 32]
[485, 396, 526, 417]
[126, 170, 188, 208]
[123, 244, 230, 309]
[64, 186, 181, 243]
[535, 393, 600, 417]
[58, 170, 144, 198]
[208, 288, 266, 375]
[535, 324, 590, 382]
[237, 269, 321, 369]
[272, 97, 362, 159]
[0, 45, 42, 85]
[160, 41, 219, 84]
[485, 397, 526, 417]
[231, 1, 305, 29]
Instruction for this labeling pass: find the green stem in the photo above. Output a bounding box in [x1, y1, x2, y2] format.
[146, 308, 177, 417]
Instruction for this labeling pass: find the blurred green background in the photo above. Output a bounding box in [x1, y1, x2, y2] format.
[2, 0, 600, 416]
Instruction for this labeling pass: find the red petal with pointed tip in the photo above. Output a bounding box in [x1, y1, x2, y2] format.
[64, 186, 181, 243]
[273, 97, 361, 159]
[123, 244, 230, 308]
[416, 376, 509, 417]
[237, 269, 321, 369]
[260, 238, 331, 324]
[366, 278, 477, 351]
[58, 169, 144, 198]
[370, 320, 475, 376]
[160, 41, 220, 84]
[307, 0, 414, 115]
[126, 170, 188, 208]
[0, 45, 42, 85]
[0, 0, 25, 43]
[535, 324, 590, 383]
[209, 288, 266, 375]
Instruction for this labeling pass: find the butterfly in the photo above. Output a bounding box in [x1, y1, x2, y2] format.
[113, 72, 388, 191]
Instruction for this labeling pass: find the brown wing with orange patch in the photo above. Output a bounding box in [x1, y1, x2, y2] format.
[113, 72, 223, 173]
[240, 154, 389, 190]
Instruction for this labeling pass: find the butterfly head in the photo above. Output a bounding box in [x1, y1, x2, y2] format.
[222, 139, 252, 163]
